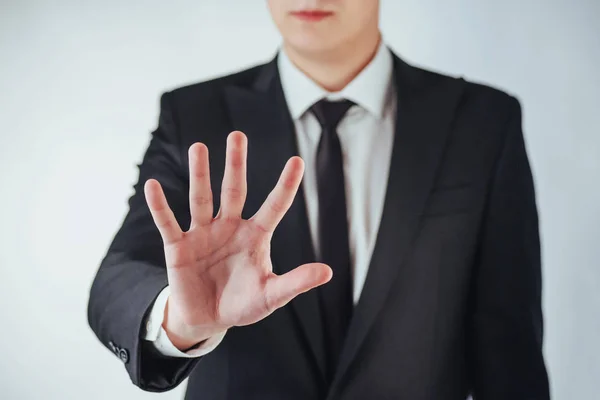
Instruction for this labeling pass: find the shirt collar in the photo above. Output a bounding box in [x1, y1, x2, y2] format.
[277, 39, 394, 120]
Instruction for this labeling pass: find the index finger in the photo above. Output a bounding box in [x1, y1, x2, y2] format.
[250, 156, 304, 233]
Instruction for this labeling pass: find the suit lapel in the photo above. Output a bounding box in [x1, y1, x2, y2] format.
[329, 55, 466, 393]
[223, 58, 327, 381]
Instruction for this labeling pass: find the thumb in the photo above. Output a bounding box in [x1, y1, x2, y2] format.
[264, 263, 332, 312]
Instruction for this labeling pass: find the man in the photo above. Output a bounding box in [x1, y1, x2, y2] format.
[88, 0, 551, 399]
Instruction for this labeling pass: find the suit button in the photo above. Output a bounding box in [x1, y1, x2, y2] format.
[118, 348, 129, 364]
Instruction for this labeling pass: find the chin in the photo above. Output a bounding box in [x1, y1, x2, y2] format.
[287, 34, 342, 57]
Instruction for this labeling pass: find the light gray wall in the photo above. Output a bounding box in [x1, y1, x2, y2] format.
[1, 1, 598, 399]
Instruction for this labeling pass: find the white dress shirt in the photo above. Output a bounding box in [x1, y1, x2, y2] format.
[144, 40, 396, 358]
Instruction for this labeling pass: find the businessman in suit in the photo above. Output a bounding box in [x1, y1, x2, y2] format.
[88, 0, 550, 398]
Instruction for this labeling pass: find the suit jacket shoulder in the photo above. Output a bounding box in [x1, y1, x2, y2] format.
[404, 58, 520, 120]
[167, 62, 267, 113]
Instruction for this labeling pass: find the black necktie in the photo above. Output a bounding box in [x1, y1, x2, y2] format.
[310, 99, 355, 381]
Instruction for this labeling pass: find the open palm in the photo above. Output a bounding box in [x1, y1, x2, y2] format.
[144, 131, 332, 347]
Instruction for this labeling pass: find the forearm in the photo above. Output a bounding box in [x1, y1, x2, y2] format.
[87, 90, 208, 391]
[88, 253, 197, 392]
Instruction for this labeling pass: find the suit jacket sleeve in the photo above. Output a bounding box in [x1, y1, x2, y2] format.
[87, 91, 200, 392]
[470, 97, 551, 399]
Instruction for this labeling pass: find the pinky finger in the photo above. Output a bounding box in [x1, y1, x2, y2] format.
[144, 179, 183, 245]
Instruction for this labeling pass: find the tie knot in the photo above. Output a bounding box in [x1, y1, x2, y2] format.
[310, 99, 355, 131]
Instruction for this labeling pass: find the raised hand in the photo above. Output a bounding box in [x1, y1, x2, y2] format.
[144, 131, 332, 350]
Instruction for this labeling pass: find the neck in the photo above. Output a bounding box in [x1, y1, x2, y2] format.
[283, 31, 382, 92]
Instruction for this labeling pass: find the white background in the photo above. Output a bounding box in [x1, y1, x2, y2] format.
[1, 0, 599, 399]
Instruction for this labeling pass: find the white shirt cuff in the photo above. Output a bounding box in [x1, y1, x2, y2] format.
[144, 286, 226, 358]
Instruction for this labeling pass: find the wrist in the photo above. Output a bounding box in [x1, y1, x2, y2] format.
[162, 296, 226, 351]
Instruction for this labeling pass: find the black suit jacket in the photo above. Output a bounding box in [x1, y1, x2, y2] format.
[88, 52, 550, 399]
